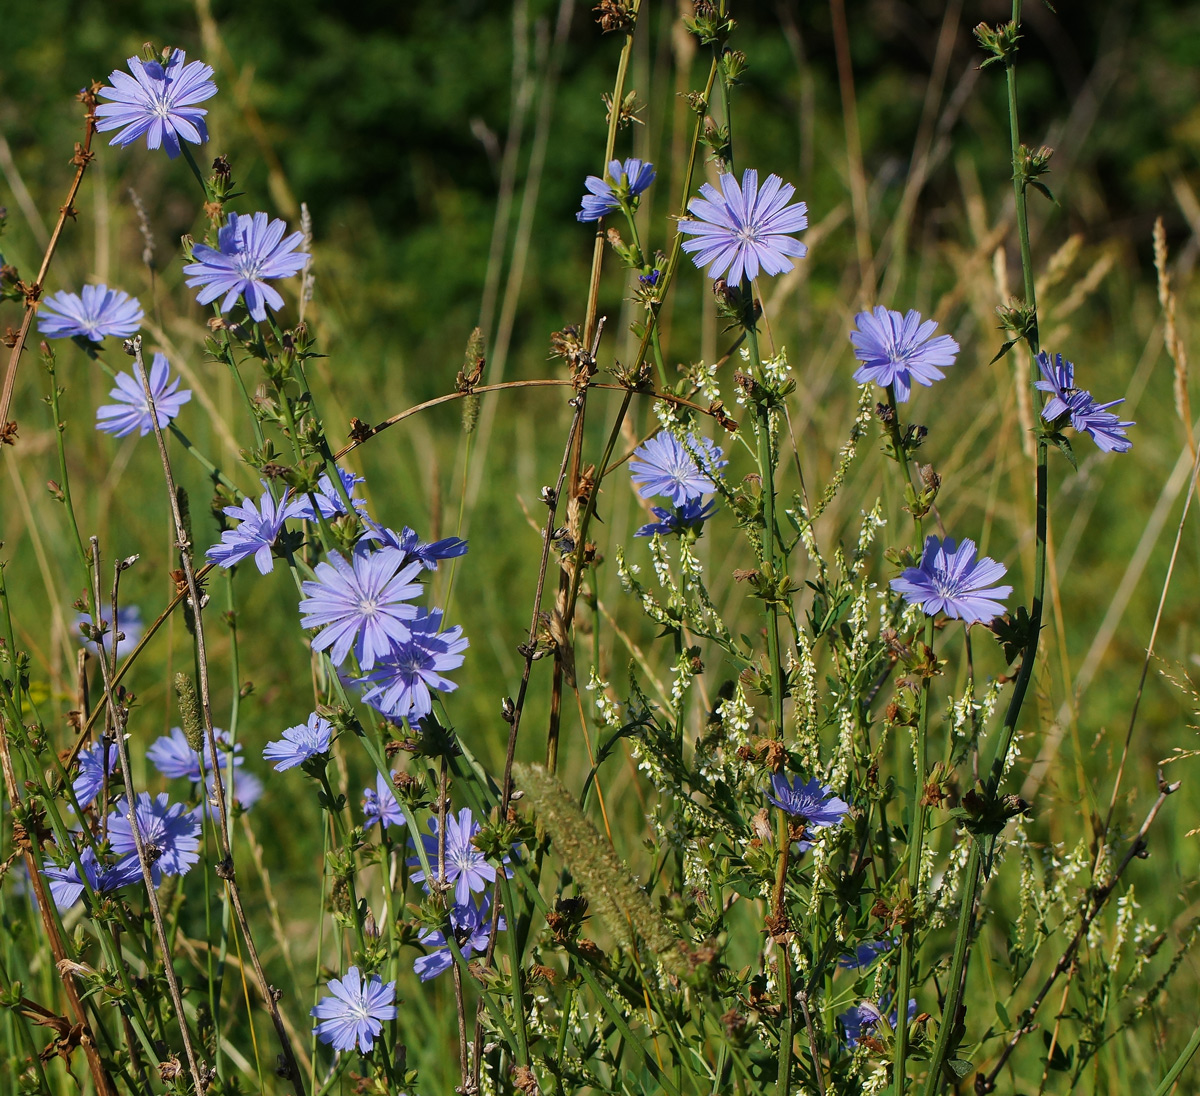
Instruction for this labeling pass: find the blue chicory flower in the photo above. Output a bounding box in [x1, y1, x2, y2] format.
[42, 845, 141, 910]
[95, 50, 217, 159]
[183, 211, 310, 323]
[299, 544, 425, 670]
[358, 609, 469, 723]
[205, 768, 263, 818]
[263, 713, 334, 771]
[147, 726, 240, 782]
[407, 807, 511, 907]
[291, 468, 368, 522]
[766, 775, 851, 848]
[890, 535, 1012, 625]
[635, 497, 717, 538]
[72, 740, 121, 809]
[364, 522, 469, 572]
[576, 157, 656, 222]
[76, 605, 144, 658]
[206, 485, 304, 575]
[850, 306, 959, 403]
[838, 939, 895, 970]
[363, 771, 405, 831]
[311, 966, 397, 1054]
[1035, 351, 1134, 453]
[38, 285, 143, 342]
[839, 996, 918, 1048]
[413, 895, 505, 982]
[629, 432, 726, 508]
[95, 352, 192, 437]
[106, 793, 201, 886]
[679, 168, 808, 284]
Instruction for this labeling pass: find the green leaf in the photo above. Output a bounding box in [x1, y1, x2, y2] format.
[995, 1000, 1011, 1028]
[1046, 430, 1078, 469]
[989, 336, 1020, 365]
[946, 1059, 975, 1080]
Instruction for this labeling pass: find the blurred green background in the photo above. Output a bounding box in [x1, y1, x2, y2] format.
[3, 0, 1200, 1089]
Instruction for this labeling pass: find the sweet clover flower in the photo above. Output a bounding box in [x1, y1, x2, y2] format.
[183, 211, 309, 323]
[95, 50, 217, 159]
[107, 793, 201, 885]
[850, 306, 959, 402]
[299, 545, 425, 669]
[76, 606, 144, 657]
[839, 996, 917, 1048]
[576, 158, 656, 222]
[1035, 351, 1134, 453]
[407, 807, 510, 906]
[679, 168, 808, 284]
[147, 726, 239, 782]
[629, 432, 726, 508]
[359, 610, 469, 723]
[73, 740, 121, 809]
[891, 536, 1012, 625]
[413, 896, 505, 982]
[363, 771, 405, 831]
[38, 285, 143, 342]
[263, 713, 333, 771]
[206, 485, 303, 575]
[311, 966, 397, 1054]
[95, 352, 192, 437]
[635, 497, 717, 538]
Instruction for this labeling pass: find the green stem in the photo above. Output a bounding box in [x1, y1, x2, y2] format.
[1153, 1019, 1200, 1096]
[921, 1, 1048, 1088]
[894, 615, 934, 1094]
[44, 352, 92, 601]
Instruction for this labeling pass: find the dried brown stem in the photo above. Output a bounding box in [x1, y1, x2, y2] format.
[89, 542, 207, 1093]
[0, 718, 117, 1096]
[131, 336, 306, 1091]
[1, 91, 98, 434]
[332, 378, 734, 462]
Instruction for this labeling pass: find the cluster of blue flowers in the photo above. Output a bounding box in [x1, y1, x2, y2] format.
[43, 778, 201, 910]
[408, 807, 510, 981]
[629, 431, 726, 538]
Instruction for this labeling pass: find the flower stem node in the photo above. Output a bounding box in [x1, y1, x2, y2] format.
[953, 781, 1032, 838]
[745, 561, 795, 607]
[1018, 144, 1055, 202]
[593, 0, 635, 33]
[973, 21, 1021, 68]
[683, 1, 736, 46]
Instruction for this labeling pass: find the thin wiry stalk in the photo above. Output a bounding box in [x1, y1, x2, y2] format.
[828, 0, 875, 302]
[130, 335, 307, 1092]
[0, 90, 98, 434]
[469, 340, 593, 1090]
[464, 0, 575, 520]
[0, 712, 117, 1095]
[982, 781, 1178, 1090]
[545, 0, 640, 779]
[89, 542, 207, 1095]
[334, 379, 735, 461]
[1095, 422, 1200, 864]
[922, 1, 1051, 1087]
